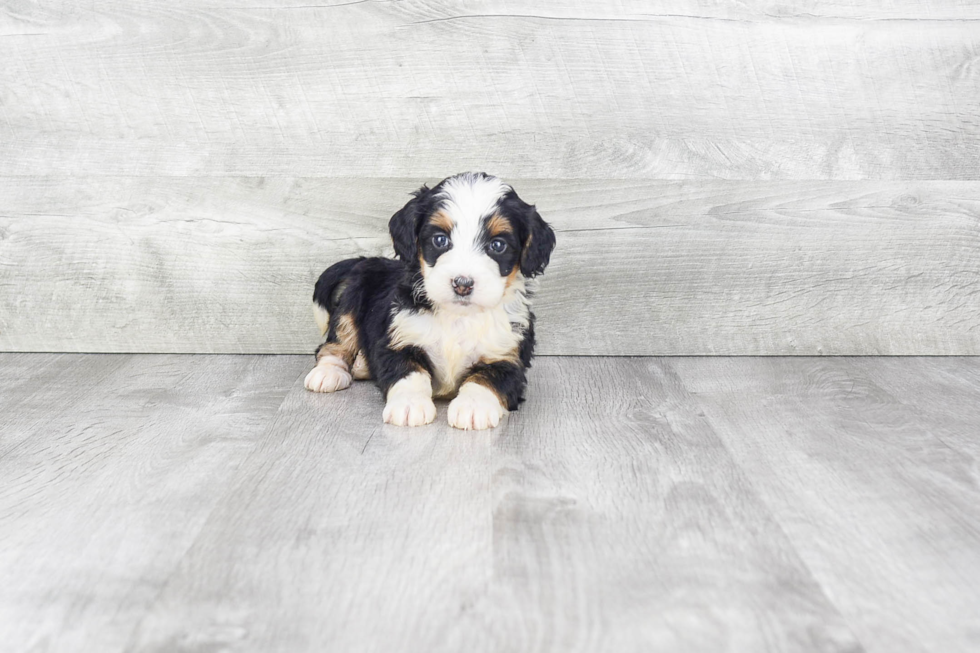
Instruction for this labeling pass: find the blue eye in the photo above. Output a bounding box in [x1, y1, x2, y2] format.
[432, 234, 450, 249]
[489, 238, 507, 253]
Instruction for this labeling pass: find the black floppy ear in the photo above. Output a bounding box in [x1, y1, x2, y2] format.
[388, 185, 430, 262]
[520, 206, 556, 277]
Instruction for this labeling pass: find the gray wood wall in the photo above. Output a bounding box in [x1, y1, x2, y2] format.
[2, 1, 978, 355]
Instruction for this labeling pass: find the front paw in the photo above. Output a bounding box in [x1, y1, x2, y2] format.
[304, 357, 352, 393]
[383, 394, 436, 426]
[448, 383, 506, 430]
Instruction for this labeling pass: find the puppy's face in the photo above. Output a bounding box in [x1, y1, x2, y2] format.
[389, 173, 555, 311]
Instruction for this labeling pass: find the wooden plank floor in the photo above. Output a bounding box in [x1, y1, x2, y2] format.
[0, 355, 977, 653]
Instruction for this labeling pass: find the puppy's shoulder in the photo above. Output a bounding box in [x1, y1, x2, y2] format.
[340, 257, 407, 296]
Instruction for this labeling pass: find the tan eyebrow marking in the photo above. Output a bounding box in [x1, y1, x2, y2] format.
[430, 210, 454, 232]
[486, 213, 514, 237]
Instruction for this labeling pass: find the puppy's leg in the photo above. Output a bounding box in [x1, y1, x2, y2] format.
[374, 346, 436, 426]
[305, 314, 359, 393]
[382, 370, 437, 427]
[305, 353, 353, 393]
[448, 383, 505, 430]
[449, 361, 525, 430]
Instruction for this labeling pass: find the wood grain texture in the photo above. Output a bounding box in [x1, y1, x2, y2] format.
[1, 1, 978, 178]
[2, 177, 977, 355]
[480, 357, 860, 652]
[671, 357, 980, 653]
[127, 356, 860, 653]
[0, 354, 132, 458]
[0, 354, 305, 653]
[127, 361, 498, 653]
[3, 354, 979, 651]
[845, 357, 980, 460]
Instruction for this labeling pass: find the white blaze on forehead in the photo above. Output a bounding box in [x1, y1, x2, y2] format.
[422, 173, 513, 310]
[436, 173, 511, 250]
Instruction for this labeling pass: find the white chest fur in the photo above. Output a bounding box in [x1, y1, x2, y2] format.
[389, 303, 525, 397]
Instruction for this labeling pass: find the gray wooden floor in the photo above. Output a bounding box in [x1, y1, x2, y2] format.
[0, 354, 978, 653]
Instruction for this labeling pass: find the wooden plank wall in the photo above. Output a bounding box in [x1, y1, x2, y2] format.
[1, 1, 978, 354]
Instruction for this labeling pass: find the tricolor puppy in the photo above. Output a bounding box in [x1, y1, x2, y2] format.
[304, 172, 556, 430]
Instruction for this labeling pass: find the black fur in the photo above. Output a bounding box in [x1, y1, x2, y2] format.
[518, 314, 537, 368]
[312, 173, 555, 414]
[465, 360, 527, 410]
[314, 257, 365, 312]
[496, 192, 555, 278]
[388, 184, 436, 263]
[315, 256, 434, 397]
[477, 216, 521, 276]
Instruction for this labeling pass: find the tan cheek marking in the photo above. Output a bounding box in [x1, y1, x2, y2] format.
[504, 265, 519, 290]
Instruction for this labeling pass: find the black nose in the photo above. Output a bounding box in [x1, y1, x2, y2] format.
[452, 276, 474, 296]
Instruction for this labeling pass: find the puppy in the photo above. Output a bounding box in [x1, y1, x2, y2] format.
[304, 172, 556, 430]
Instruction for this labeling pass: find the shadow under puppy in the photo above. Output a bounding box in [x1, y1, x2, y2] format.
[305, 172, 556, 430]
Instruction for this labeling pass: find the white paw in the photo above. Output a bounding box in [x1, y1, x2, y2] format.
[448, 383, 506, 430]
[383, 371, 436, 426]
[304, 357, 352, 393]
[383, 394, 436, 426]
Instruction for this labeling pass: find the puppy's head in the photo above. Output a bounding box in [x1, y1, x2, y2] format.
[388, 172, 555, 310]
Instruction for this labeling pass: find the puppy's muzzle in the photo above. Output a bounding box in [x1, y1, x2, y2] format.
[452, 276, 474, 297]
